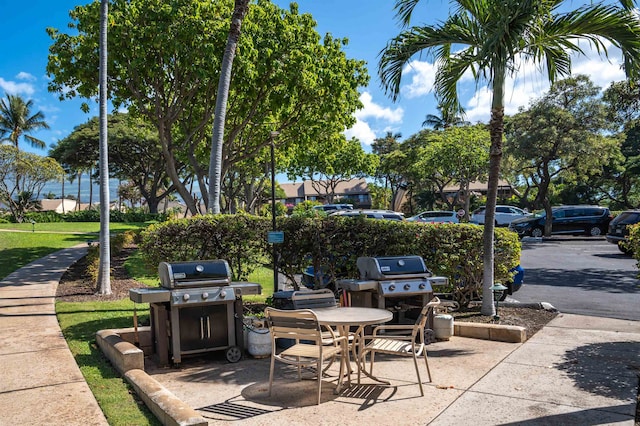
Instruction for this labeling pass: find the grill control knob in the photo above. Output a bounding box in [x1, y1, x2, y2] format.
[219, 290, 226, 299]
[182, 293, 190, 301]
[389, 284, 396, 291]
[404, 284, 411, 291]
[195, 264, 204, 273]
[419, 283, 426, 289]
[202, 292, 209, 300]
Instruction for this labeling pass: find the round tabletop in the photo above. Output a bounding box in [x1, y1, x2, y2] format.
[312, 307, 393, 327]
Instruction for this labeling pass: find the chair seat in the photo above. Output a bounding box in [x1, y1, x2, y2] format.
[364, 338, 418, 355]
[280, 343, 342, 361]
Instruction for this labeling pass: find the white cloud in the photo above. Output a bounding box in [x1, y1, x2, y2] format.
[347, 91, 404, 146]
[345, 118, 378, 146]
[356, 91, 403, 123]
[400, 60, 437, 98]
[16, 72, 36, 81]
[0, 77, 35, 96]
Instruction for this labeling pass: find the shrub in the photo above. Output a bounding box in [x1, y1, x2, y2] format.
[138, 213, 520, 306]
[22, 211, 64, 223]
[140, 213, 270, 281]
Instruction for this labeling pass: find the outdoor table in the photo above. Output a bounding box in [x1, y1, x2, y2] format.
[312, 306, 393, 391]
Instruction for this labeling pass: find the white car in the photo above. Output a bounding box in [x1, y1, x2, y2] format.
[330, 209, 404, 221]
[471, 205, 530, 226]
[406, 211, 459, 223]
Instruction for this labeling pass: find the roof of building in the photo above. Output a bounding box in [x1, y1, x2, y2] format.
[280, 178, 369, 199]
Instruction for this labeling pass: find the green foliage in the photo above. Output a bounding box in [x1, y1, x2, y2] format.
[60, 209, 168, 223]
[140, 214, 270, 281]
[258, 201, 288, 218]
[138, 214, 520, 306]
[290, 200, 326, 218]
[627, 223, 640, 268]
[22, 211, 64, 223]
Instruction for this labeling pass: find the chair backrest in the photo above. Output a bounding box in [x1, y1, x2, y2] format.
[413, 297, 441, 336]
[265, 307, 322, 343]
[291, 289, 337, 309]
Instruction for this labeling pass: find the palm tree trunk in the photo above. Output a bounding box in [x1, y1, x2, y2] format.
[207, 0, 250, 214]
[97, 0, 111, 295]
[481, 71, 506, 316]
[76, 172, 81, 211]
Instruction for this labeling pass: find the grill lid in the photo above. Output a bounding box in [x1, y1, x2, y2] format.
[357, 256, 432, 280]
[159, 260, 231, 288]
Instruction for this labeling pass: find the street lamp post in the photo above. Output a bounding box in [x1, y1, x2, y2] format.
[269, 131, 280, 293]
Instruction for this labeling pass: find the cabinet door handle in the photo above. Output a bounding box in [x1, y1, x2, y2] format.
[206, 316, 211, 338]
[200, 317, 204, 340]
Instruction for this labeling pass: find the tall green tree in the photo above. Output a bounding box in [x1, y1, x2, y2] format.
[0, 146, 63, 222]
[0, 94, 49, 150]
[50, 114, 177, 213]
[601, 79, 640, 208]
[47, 0, 367, 216]
[411, 125, 490, 219]
[288, 136, 379, 203]
[505, 75, 620, 234]
[379, 0, 640, 315]
[372, 131, 403, 210]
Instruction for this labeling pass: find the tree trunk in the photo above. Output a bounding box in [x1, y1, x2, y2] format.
[207, 0, 250, 214]
[76, 173, 81, 210]
[97, 0, 112, 295]
[481, 72, 506, 317]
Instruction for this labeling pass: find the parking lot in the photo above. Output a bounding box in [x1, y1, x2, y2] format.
[512, 236, 640, 320]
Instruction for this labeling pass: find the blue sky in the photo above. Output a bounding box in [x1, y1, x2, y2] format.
[0, 0, 631, 158]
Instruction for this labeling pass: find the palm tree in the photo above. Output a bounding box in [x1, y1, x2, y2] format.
[422, 103, 469, 129]
[379, 0, 640, 316]
[208, 0, 251, 214]
[97, 0, 111, 296]
[0, 94, 49, 150]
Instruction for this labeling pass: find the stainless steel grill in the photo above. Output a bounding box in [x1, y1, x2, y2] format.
[130, 260, 260, 366]
[337, 255, 447, 322]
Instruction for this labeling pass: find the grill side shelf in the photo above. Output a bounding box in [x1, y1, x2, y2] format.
[129, 288, 171, 304]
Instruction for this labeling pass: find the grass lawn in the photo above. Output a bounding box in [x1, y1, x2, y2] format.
[56, 300, 160, 426]
[0, 223, 151, 280]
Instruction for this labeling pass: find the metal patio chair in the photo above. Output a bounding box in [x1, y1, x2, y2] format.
[265, 307, 347, 405]
[358, 297, 441, 396]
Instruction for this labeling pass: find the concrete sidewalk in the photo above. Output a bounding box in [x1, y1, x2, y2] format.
[0, 245, 638, 425]
[146, 314, 640, 425]
[0, 245, 108, 425]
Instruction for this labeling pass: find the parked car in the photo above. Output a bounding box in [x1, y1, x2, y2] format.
[508, 205, 612, 238]
[312, 203, 353, 212]
[471, 205, 530, 226]
[330, 209, 404, 221]
[606, 210, 640, 254]
[406, 211, 459, 223]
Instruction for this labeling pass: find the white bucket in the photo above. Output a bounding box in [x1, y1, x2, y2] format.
[247, 327, 272, 358]
[433, 314, 454, 340]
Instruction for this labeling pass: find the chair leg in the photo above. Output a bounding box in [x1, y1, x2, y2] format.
[268, 354, 275, 397]
[413, 354, 424, 396]
[423, 350, 432, 382]
[316, 359, 322, 405]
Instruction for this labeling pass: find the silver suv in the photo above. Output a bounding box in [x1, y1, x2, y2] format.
[330, 209, 404, 221]
[471, 205, 530, 226]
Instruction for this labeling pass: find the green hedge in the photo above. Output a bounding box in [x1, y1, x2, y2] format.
[17, 210, 168, 223]
[627, 223, 640, 271]
[140, 214, 520, 306]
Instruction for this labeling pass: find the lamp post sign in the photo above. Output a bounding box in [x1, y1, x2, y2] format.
[269, 130, 281, 293]
[267, 231, 284, 244]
